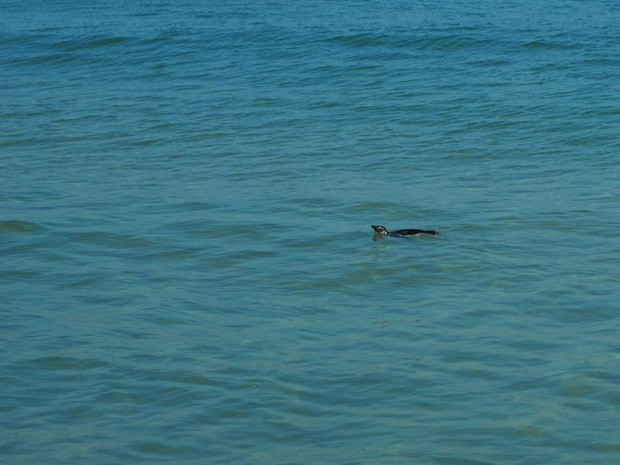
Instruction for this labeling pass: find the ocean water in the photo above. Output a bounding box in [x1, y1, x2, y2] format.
[2, 0, 620, 463]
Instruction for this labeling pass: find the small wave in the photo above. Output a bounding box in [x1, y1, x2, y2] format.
[65, 231, 158, 250]
[50, 34, 131, 52]
[0, 220, 43, 233]
[29, 356, 107, 371]
[8, 34, 135, 67]
[324, 32, 388, 48]
[521, 37, 583, 50]
[324, 31, 493, 51]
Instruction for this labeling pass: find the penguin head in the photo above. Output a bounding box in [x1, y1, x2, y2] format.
[371, 225, 389, 235]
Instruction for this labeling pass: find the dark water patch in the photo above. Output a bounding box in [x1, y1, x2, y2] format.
[77, 35, 131, 50]
[0, 134, 92, 149]
[140, 313, 194, 328]
[466, 57, 512, 68]
[29, 356, 107, 371]
[171, 201, 221, 212]
[113, 328, 153, 341]
[0, 220, 43, 233]
[64, 231, 158, 251]
[59, 276, 105, 290]
[45, 34, 132, 52]
[325, 31, 495, 51]
[11, 51, 99, 67]
[521, 38, 583, 50]
[132, 441, 194, 457]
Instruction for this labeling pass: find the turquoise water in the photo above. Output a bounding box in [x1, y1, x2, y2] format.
[2, 1, 620, 463]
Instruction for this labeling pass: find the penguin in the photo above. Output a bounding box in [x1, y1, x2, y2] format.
[371, 225, 437, 237]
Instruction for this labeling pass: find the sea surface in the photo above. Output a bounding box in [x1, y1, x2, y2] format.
[2, 1, 620, 464]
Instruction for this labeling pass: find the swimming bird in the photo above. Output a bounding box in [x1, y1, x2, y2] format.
[371, 224, 437, 237]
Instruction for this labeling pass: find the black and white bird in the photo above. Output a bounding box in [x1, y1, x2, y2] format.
[371, 224, 437, 237]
